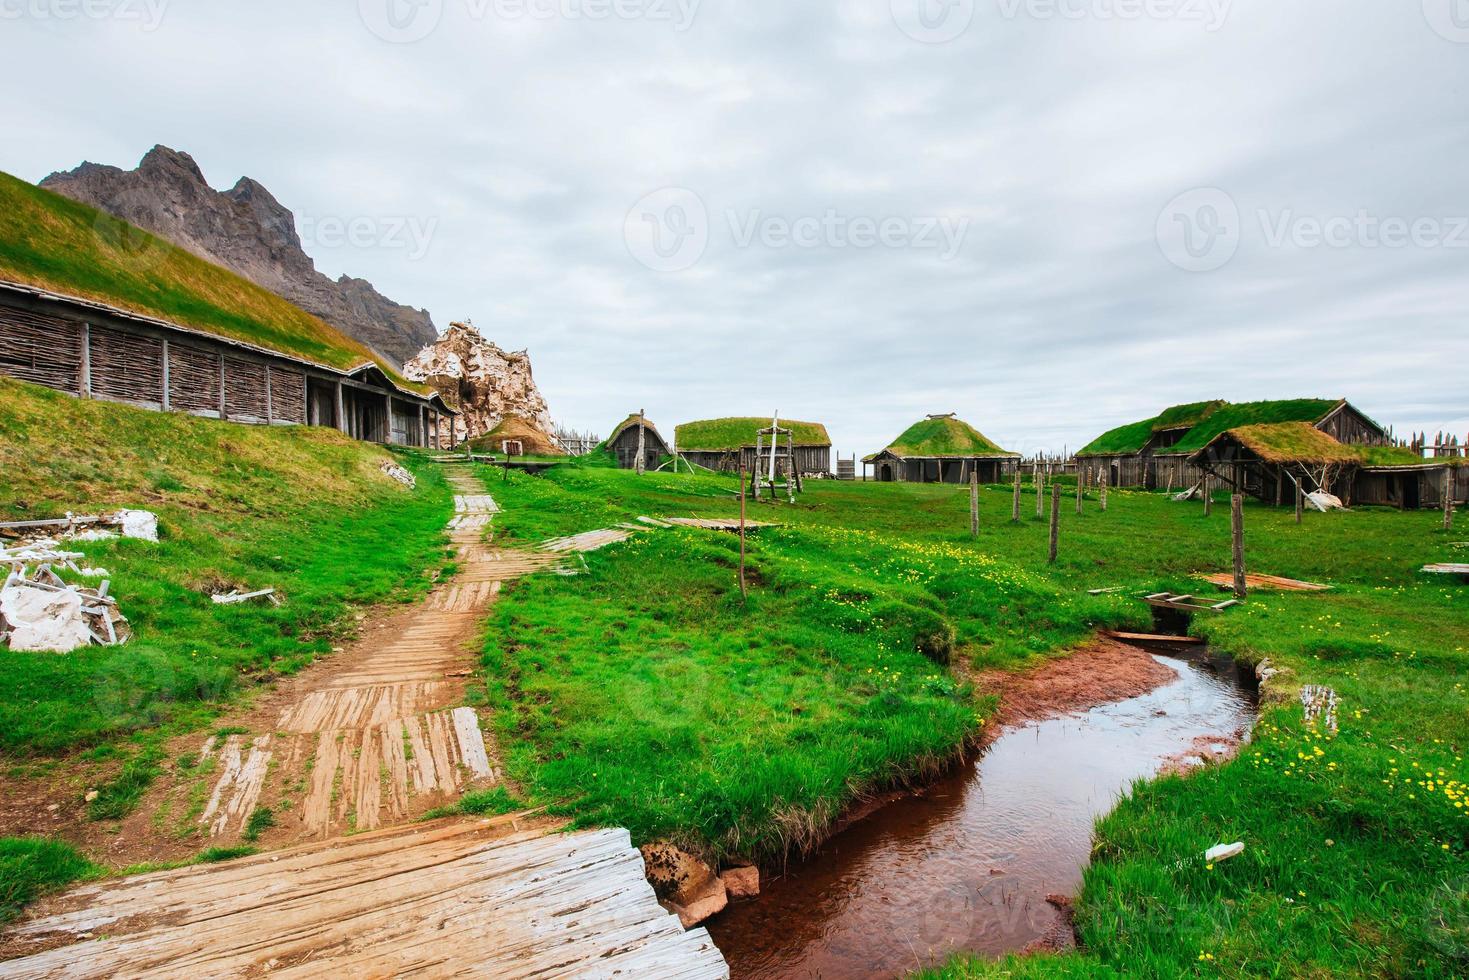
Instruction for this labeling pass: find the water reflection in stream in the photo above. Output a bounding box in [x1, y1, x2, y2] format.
[709, 651, 1257, 979]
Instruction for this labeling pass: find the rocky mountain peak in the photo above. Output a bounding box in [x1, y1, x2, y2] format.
[40, 145, 437, 365]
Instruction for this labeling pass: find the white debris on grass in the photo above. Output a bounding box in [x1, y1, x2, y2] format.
[380, 461, 417, 489]
[115, 509, 159, 541]
[211, 588, 280, 606]
[1205, 842, 1245, 863]
[0, 583, 92, 653]
[1305, 491, 1345, 513]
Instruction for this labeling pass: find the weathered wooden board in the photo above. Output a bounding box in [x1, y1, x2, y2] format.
[1200, 573, 1329, 592]
[0, 820, 728, 978]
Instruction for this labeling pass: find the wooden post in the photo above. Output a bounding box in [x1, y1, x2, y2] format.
[1012, 465, 1022, 523]
[1100, 471, 1108, 512]
[1203, 475, 1212, 517]
[1076, 471, 1083, 515]
[79, 322, 92, 398]
[264, 364, 273, 424]
[635, 410, 647, 476]
[1048, 484, 1060, 564]
[1445, 468, 1455, 531]
[1231, 494, 1247, 598]
[335, 380, 347, 435]
[1036, 464, 1045, 519]
[738, 463, 748, 602]
[970, 468, 979, 539]
[1295, 480, 1304, 525]
[160, 338, 171, 410]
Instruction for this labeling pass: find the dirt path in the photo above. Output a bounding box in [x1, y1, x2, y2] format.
[2, 467, 730, 977]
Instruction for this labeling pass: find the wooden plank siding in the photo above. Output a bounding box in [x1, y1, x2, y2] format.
[683, 445, 832, 476]
[0, 282, 449, 447]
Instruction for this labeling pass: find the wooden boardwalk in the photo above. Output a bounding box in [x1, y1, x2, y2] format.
[0, 817, 727, 978]
[0, 465, 729, 977]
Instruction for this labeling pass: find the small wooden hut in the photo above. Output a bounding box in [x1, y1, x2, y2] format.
[863, 414, 1019, 483]
[605, 414, 669, 471]
[675, 417, 832, 475]
[470, 415, 564, 457]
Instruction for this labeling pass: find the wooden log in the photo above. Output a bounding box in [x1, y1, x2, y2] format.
[1203, 475, 1212, 517]
[1048, 484, 1060, 564]
[635, 410, 647, 476]
[1296, 480, 1304, 525]
[1035, 464, 1045, 519]
[738, 463, 748, 602]
[1231, 494, 1247, 598]
[1012, 466, 1022, 523]
[970, 468, 979, 539]
[1446, 468, 1455, 531]
[1100, 471, 1108, 513]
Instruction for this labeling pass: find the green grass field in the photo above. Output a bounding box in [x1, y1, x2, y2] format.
[479, 462, 1466, 977]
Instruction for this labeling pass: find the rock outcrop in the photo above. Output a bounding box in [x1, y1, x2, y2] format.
[40, 145, 437, 365]
[639, 843, 728, 929]
[403, 321, 556, 449]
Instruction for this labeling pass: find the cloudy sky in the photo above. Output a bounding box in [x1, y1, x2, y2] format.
[4, 0, 1466, 458]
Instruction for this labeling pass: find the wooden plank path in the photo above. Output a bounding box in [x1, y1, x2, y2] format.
[1200, 572, 1329, 592]
[0, 817, 727, 978]
[1, 465, 729, 977]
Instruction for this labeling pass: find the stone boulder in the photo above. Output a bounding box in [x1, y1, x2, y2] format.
[639, 842, 728, 928]
[403, 321, 556, 450]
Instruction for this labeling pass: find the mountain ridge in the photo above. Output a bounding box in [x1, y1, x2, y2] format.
[40, 145, 437, 365]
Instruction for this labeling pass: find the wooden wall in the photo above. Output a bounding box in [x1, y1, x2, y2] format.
[684, 446, 831, 476]
[608, 426, 667, 471]
[0, 291, 434, 446]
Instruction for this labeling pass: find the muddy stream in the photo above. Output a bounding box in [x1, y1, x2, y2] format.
[708, 649, 1258, 978]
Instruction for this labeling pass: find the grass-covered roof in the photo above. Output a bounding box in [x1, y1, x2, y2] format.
[0, 172, 428, 392]
[607, 414, 665, 445]
[470, 415, 564, 456]
[1077, 400, 1225, 456]
[879, 415, 1016, 459]
[1201, 422, 1359, 464]
[1162, 399, 1341, 456]
[676, 417, 831, 451]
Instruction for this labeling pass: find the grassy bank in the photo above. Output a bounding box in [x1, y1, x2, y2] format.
[481, 462, 1465, 976]
[0, 378, 452, 757]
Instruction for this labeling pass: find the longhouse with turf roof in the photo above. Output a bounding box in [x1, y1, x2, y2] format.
[675, 416, 832, 475]
[1075, 400, 1225, 490]
[0, 174, 454, 447]
[864, 414, 1019, 483]
[604, 413, 669, 471]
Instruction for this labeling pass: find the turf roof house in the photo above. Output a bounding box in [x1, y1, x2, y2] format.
[0, 176, 453, 446]
[675, 417, 832, 475]
[1181, 400, 1466, 509]
[1075, 400, 1225, 490]
[604, 413, 669, 471]
[1173, 399, 1391, 503]
[864, 414, 1019, 483]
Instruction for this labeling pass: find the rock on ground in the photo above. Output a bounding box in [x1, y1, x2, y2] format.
[404, 321, 556, 449]
[640, 842, 729, 928]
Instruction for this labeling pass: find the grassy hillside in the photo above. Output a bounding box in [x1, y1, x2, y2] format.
[0, 378, 451, 756]
[0, 173, 423, 389]
[676, 417, 830, 451]
[478, 463, 1465, 976]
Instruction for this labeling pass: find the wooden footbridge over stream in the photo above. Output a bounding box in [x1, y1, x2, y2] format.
[0, 466, 729, 978]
